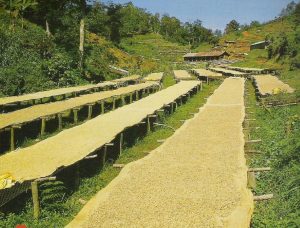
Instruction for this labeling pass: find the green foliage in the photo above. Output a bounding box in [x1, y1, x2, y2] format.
[225, 20, 240, 34]
[245, 79, 300, 227]
[40, 181, 67, 211]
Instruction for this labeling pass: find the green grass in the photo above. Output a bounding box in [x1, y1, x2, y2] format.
[120, 33, 188, 64]
[245, 81, 300, 227]
[0, 79, 220, 228]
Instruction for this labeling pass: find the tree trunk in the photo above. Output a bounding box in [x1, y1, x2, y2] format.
[79, 19, 85, 69]
[46, 20, 51, 36]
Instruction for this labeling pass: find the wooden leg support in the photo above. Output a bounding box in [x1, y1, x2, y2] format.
[102, 146, 107, 167]
[121, 95, 126, 106]
[119, 133, 123, 155]
[129, 93, 133, 103]
[136, 90, 139, 101]
[73, 108, 79, 124]
[112, 97, 116, 110]
[101, 101, 105, 114]
[87, 105, 93, 120]
[31, 181, 40, 220]
[10, 127, 15, 151]
[147, 116, 151, 134]
[58, 114, 62, 131]
[40, 118, 46, 136]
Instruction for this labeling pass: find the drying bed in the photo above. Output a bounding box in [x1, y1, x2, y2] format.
[143, 73, 164, 82]
[253, 75, 294, 97]
[0, 81, 200, 186]
[173, 70, 195, 81]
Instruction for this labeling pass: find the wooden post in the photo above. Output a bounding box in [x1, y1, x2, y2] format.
[119, 133, 123, 155]
[73, 108, 79, 124]
[112, 97, 116, 110]
[147, 116, 151, 134]
[200, 83, 203, 91]
[74, 163, 80, 190]
[102, 146, 107, 167]
[58, 113, 62, 131]
[10, 127, 15, 151]
[40, 118, 46, 136]
[206, 77, 209, 84]
[129, 93, 133, 103]
[136, 90, 139, 100]
[247, 172, 256, 189]
[87, 104, 93, 120]
[121, 95, 125, 106]
[101, 101, 105, 114]
[31, 181, 40, 220]
[173, 102, 178, 111]
[170, 103, 174, 114]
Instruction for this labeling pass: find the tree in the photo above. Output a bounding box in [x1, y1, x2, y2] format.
[280, 1, 297, 17]
[150, 13, 160, 33]
[0, 0, 37, 28]
[294, 3, 300, 25]
[106, 3, 123, 44]
[225, 20, 240, 34]
[214, 29, 222, 37]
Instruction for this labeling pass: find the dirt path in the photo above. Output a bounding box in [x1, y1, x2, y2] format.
[67, 77, 253, 228]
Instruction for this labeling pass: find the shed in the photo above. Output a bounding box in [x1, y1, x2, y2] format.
[250, 41, 270, 50]
[183, 51, 230, 62]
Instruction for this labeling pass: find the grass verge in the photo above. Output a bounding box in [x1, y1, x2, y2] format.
[245, 80, 300, 227]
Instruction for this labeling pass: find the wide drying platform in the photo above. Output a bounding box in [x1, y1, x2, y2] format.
[0, 81, 200, 184]
[173, 70, 194, 80]
[112, 75, 141, 83]
[210, 67, 248, 77]
[192, 68, 223, 79]
[253, 75, 294, 96]
[68, 77, 253, 228]
[143, 73, 164, 82]
[0, 82, 158, 130]
[0, 82, 115, 107]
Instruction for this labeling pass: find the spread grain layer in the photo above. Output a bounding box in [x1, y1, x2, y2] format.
[226, 66, 265, 73]
[173, 70, 194, 80]
[0, 82, 158, 130]
[0, 81, 200, 183]
[67, 77, 253, 228]
[143, 73, 164, 81]
[0, 81, 115, 106]
[253, 75, 295, 96]
[210, 67, 248, 76]
[112, 75, 141, 83]
[192, 68, 223, 78]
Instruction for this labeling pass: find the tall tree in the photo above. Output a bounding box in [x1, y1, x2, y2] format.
[225, 20, 240, 34]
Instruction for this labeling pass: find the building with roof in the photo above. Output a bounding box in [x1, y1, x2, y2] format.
[250, 41, 270, 50]
[183, 51, 229, 62]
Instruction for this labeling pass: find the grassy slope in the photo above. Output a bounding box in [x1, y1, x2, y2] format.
[0, 78, 220, 227]
[246, 81, 300, 227]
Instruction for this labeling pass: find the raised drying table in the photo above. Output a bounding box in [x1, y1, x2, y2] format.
[143, 73, 164, 82]
[209, 67, 249, 77]
[173, 70, 195, 81]
[252, 74, 295, 97]
[191, 68, 223, 83]
[0, 82, 159, 152]
[0, 82, 116, 113]
[0, 81, 201, 190]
